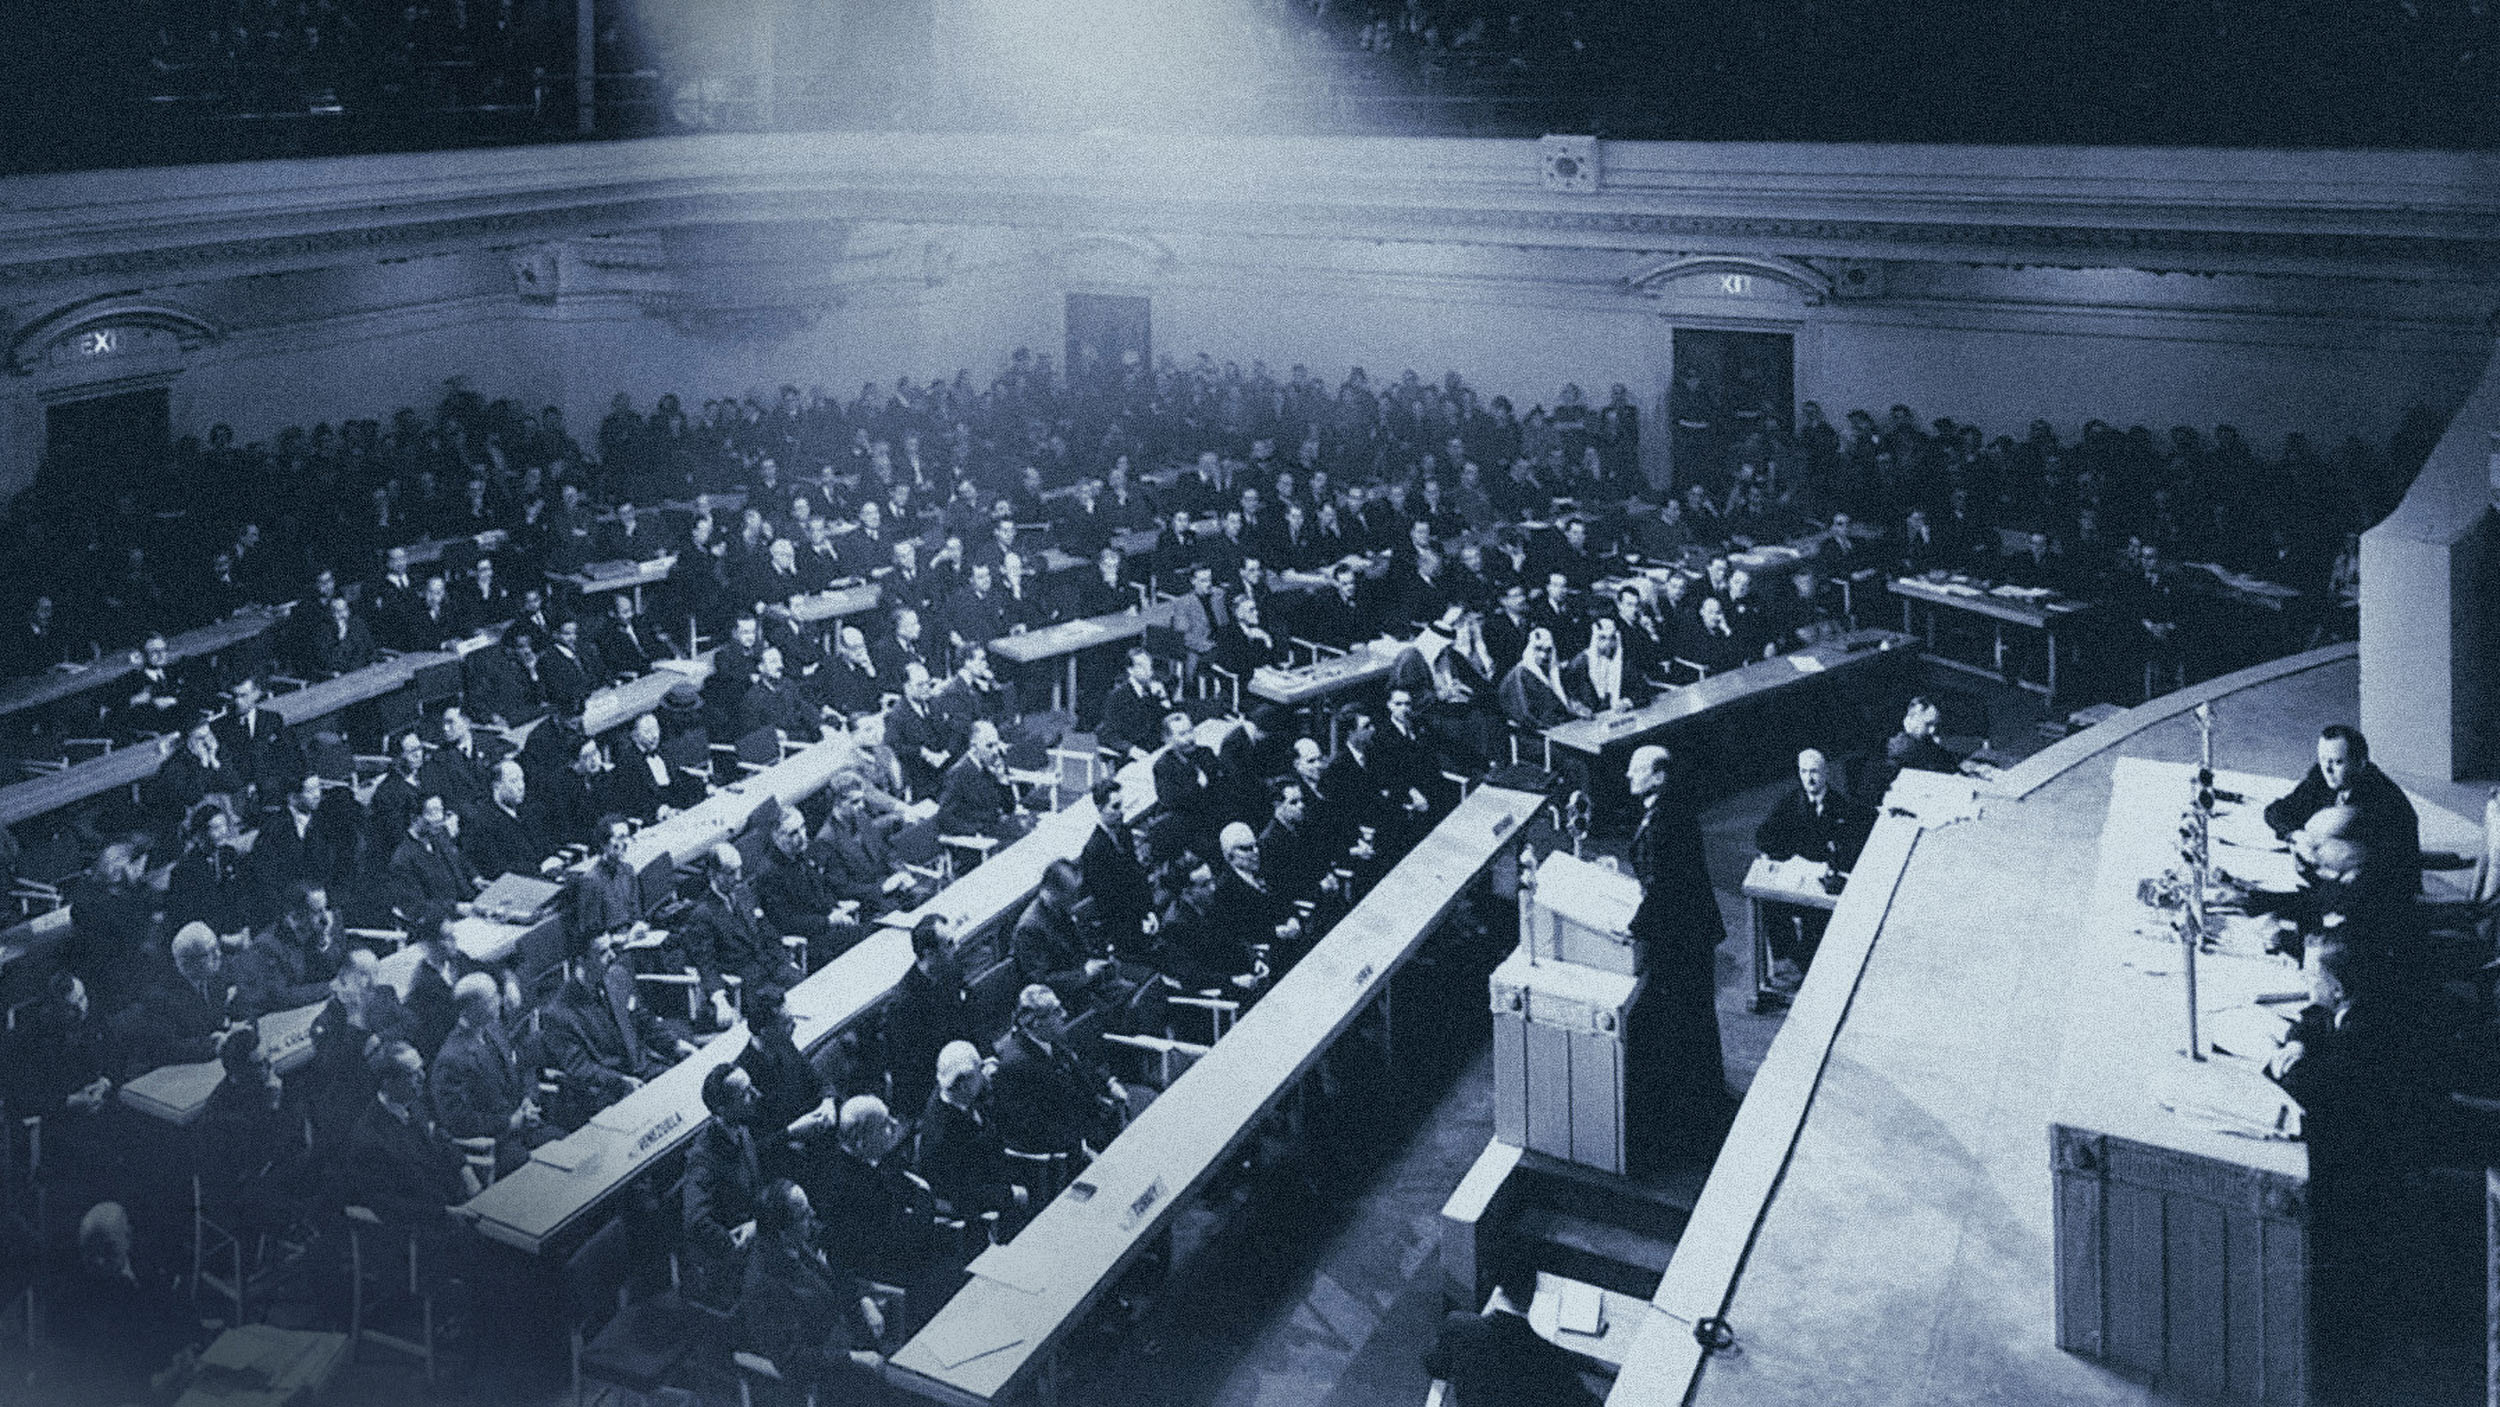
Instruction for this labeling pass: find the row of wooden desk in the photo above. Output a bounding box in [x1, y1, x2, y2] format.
[0, 606, 289, 723]
[889, 784, 1545, 1404]
[462, 797, 1103, 1255]
[1539, 628, 1918, 765]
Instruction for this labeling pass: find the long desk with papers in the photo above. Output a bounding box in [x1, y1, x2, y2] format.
[987, 600, 1180, 714]
[1540, 628, 1917, 764]
[1889, 574, 2091, 703]
[1249, 637, 1407, 709]
[462, 797, 1103, 1255]
[0, 606, 287, 723]
[889, 784, 1545, 1404]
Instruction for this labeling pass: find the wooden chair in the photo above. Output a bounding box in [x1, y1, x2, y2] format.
[561, 1215, 692, 1407]
[1000, 1147, 1071, 1204]
[344, 1206, 438, 1382]
[191, 1173, 255, 1325]
[733, 1350, 813, 1407]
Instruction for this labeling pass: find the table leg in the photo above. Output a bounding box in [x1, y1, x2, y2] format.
[1901, 597, 1914, 636]
[1749, 897, 1781, 1013]
[1992, 621, 2007, 679]
[1064, 656, 1079, 717]
[2045, 626, 2059, 707]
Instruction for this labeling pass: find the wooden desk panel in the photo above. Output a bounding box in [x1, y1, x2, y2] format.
[0, 607, 285, 721]
[889, 786, 1543, 1403]
[464, 796, 1100, 1254]
[1541, 630, 1915, 759]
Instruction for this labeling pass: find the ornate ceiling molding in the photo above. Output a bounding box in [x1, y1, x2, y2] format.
[3, 154, 2496, 293]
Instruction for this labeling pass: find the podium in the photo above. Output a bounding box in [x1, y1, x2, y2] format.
[1490, 852, 1660, 1176]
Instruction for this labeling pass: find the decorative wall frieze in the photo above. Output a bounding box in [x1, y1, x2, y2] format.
[3, 134, 2495, 295]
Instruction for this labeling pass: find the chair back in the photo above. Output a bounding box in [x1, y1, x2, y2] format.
[305, 730, 355, 783]
[1142, 624, 1186, 663]
[735, 727, 780, 768]
[414, 659, 464, 706]
[635, 854, 680, 915]
[662, 728, 711, 774]
[561, 1215, 631, 1339]
[1000, 1146, 1070, 1202]
[889, 818, 942, 869]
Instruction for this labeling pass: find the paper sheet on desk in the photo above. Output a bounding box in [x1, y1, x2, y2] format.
[1787, 653, 1824, 674]
[967, 1240, 1054, 1297]
[2152, 1062, 2300, 1141]
[913, 1310, 1028, 1372]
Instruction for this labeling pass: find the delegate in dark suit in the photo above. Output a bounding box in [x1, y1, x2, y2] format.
[1630, 784, 1731, 1136]
[345, 1098, 471, 1229]
[988, 1026, 1112, 1158]
[916, 1090, 1021, 1217]
[540, 963, 673, 1114]
[1754, 784, 1876, 872]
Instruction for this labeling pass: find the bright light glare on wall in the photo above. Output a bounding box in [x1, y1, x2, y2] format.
[947, 0, 1269, 130]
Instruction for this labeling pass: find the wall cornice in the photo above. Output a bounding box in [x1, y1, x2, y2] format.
[3, 133, 2496, 293]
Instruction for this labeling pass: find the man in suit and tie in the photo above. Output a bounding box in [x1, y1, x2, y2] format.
[460, 760, 549, 880]
[916, 1040, 1029, 1224]
[388, 795, 487, 913]
[464, 630, 547, 729]
[368, 730, 432, 846]
[452, 556, 512, 637]
[118, 632, 192, 737]
[1628, 744, 1736, 1152]
[215, 675, 298, 799]
[149, 711, 247, 835]
[614, 712, 705, 817]
[311, 597, 377, 679]
[815, 777, 927, 916]
[1096, 648, 1171, 761]
[1752, 748, 1877, 993]
[422, 704, 503, 819]
[539, 931, 696, 1125]
[131, 924, 237, 1073]
[369, 546, 421, 652]
[250, 771, 351, 914]
[427, 973, 546, 1173]
[540, 617, 604, 718]
[595, 592, 657, 684]
[346, 1040, 480, 1232]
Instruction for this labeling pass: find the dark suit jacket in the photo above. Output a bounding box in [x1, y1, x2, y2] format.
[428, 1021, 527, 1141]
[214, 706, 299, 793]
[461, 800, 547, 880]
[402, 958, 464, 1060]
[345, 1098, 470, 1227]
[935, 757, 1013, 838]
[1630, 790, 1725, 953]
[594, 619, 657, 683]
[1096, 678, 1170, 757]
[310, 617, 378, 677]
[1010, 894, 1095, 1000]
[463, 646, 546, 727]
[1754, 785, 1876, 871]
[738, 1234, 877, 1393]
[539, 645, 600, 717]
[814, 813, 902, 910]
[988, 1027, 1107, 1157]
[540, 972, 669, 1113]
[916, 1092, 1019, 1216]
[388, 832, 482, 912]
[886, 700, 956, 798]
[2261, 761, 2421, 879]
[612, 742, 705, 817]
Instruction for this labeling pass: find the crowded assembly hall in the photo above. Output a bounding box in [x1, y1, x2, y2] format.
[3, 5, 2500, 1407]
